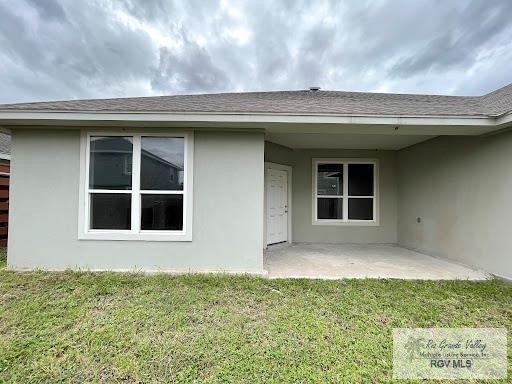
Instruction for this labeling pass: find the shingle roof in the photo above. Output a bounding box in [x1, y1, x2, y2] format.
[0, 133, 10, 155]
[1, 83, 511, 117]
[480, 83, 512, 115]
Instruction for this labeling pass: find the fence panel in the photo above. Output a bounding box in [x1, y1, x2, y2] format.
[0, 161, 9, 247]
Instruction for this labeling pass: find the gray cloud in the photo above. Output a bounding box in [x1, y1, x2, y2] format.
[25, 0, 66, 20]
[0, 0, 511, 103]
[0, 0, 159, 102]
[152, 40, 231, 93]
[389, 0, 512, 78]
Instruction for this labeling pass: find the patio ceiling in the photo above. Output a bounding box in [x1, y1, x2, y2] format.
[265, 132, 435, 150]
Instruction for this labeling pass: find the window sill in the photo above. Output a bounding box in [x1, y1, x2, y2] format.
[313, 219, 380, 227]
[78, 231, 192, 242]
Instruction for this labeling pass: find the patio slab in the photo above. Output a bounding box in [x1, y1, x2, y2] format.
[264, 243, 490, 280]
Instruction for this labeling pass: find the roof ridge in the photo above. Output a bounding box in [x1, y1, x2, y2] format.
[482, 82, 512, 97]
[479, 82, 512, 116]
[0, 90, 312, 107]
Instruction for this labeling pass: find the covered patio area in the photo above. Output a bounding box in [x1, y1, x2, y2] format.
[264, 243, 490, 280]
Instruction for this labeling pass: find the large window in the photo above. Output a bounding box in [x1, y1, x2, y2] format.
[313, 159, 377, 224]
[79, 132, 193, 241]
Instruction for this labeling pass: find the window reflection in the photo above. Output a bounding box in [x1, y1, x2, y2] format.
[317, 164, 343, 195]
[141, 137, 184, 191]
[89, 137, 133, 190]
[141, 194, 183, 230]
[90, 193, 131, 229]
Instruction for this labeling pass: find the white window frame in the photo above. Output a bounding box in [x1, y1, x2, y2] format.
[78, 130, 194, 241]
[312, 158, 379, 226]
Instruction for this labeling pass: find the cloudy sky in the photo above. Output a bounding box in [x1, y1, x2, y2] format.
[1, 0, 511, 104]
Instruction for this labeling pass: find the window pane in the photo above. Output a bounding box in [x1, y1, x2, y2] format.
[317, 164, 343, 195]
[348, 198, 373, 220]
[141, 194, 183, 230]
[317, 198, 343, 219]
[89, 137, 133, 190]
[348, 164, 374, 196]
[141, 137, 184, 190]
[90, 193, 131, 229]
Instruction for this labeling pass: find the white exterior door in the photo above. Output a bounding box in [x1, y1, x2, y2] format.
[266, 168, 288, 245]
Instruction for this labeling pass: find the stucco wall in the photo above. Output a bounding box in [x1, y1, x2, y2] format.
[264, 141, 294, 166]
[397, 131, 512, 279]
[291, 149, 397, 244]
[8, 128, 265, 272]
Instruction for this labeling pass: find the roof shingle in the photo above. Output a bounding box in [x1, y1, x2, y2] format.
[0, 83, 511, 117]
[0, 133, 11, 155]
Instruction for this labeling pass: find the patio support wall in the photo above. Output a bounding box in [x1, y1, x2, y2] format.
[8, 128, 265, 273]
[397, 130, 512, 280]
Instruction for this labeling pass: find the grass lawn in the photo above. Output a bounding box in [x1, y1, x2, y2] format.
[0, 247, 5, 269]
[0, 260, 510, 383]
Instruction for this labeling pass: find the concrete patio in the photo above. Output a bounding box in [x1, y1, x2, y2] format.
[264, 243, 490, 280]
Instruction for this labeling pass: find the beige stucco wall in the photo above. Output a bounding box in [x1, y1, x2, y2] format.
[8, 128, 265, 272]
[397, 131, 512, 279]
[11, 129, 510, 277]
[264, 141, 294, 166]
[265, 142, 398, 244]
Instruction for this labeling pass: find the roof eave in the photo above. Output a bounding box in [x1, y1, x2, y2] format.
[0, 109, 497, 125]
[1, 109, 510, 137]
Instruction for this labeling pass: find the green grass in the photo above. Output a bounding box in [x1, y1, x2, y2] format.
[0, 269, 510, 383]
[0, 247, 5, 269]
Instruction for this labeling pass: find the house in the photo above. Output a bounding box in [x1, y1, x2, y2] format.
[0, 84, 511, 280]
